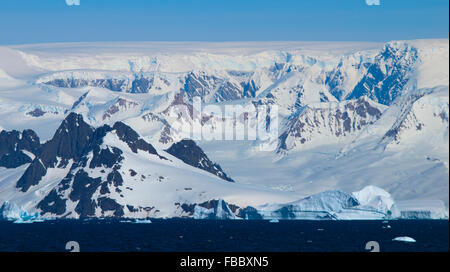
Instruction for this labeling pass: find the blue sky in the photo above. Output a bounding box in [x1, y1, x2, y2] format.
[0, 0, 448, 44]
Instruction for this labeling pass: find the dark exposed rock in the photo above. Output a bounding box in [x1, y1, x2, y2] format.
[184, 72, 218, 100]
[347, 43, 418, 105]
[26, 108, 46, 117]
[131, 75, 153, 93]
[127, 205, 138, 213]
[89, 146, 123, 169]
[75, 198, 97, 218]
[179, 203, 195, 215]
[198, 199, 240, 214]
[0, 129, 41, 169]
[166, 139, 234, 182]
[102, 98, 139, 120]
[380, 92, 428, 144]
[0, 151, 33, 168]
[36, 189, 67, 216]
[107, 170, 124, 187]
[242, 80, 257, 98]
[112, 122, 159, 156]
[325, 58, 370, 101]
[278, 97, 383, 152]
[69, 170, 102, 202]
[39, 166, 126, 218]
[216, 81, 242, 101]
[100, 182, 110, 195]
[15, 160, 47, 192]
[71, 91, 89, 110]
[16, 113, 94, 192]
[184, 72, 247, 102]
[35, 112, 94, 170]
[97, 197, 124, 217]
[66, 170, 104, 218]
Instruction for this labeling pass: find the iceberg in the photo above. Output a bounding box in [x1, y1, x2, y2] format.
[0, 201, 41, 223]
[392, 236, 416, 243]
[352, 186, 394, 214]
[390, 200, 449, 219]
[242, 186, 399, 220]
[256, 188, 389, 220]
[193, 199, 238, 220]
[133, 218, 152, 224]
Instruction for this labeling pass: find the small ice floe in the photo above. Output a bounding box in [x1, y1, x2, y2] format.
[134, 218, 152, 224]
[392, 236, 416, 243]
[382, 225, 391, 229]
[269, 219, 279, 223]
[317, 228, 324, 231]
[16, 218, 45, 224]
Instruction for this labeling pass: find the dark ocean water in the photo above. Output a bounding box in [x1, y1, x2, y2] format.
[0, 219, 448, 252]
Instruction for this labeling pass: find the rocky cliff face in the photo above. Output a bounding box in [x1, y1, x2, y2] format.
[347, 42, 419, 105]
[0, 129, 41, 168]
[16, 113, 94, 192]
[166, 139, 234, 182]
[278, 97, 386, 152]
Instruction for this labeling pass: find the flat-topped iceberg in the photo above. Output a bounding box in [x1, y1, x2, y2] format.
[254, 187, 390, 220]
[390, 200, 449, 219]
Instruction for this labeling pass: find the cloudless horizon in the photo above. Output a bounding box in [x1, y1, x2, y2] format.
[0, 0, 448, 45]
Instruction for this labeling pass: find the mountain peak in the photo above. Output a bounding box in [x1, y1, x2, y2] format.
[112, 122, 159, 156]
[166, 139, 234, 182]
[16, 112, 94, 192]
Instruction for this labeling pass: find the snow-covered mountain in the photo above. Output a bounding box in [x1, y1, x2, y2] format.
[1, 113, 300, 220]
[0, 40, 448, 221]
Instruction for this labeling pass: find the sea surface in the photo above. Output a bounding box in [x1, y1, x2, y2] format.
[0, 219, 448, 252]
